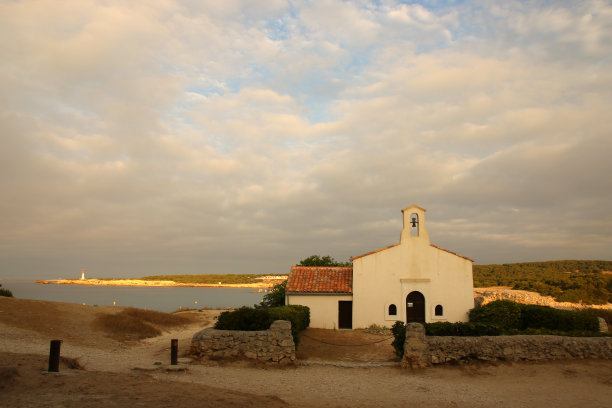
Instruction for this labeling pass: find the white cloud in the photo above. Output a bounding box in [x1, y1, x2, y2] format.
[1, 1, 611, 278]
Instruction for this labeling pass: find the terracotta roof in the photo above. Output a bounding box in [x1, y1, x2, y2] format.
[286, 266, 353, 294]
[351, 243, 474, 262]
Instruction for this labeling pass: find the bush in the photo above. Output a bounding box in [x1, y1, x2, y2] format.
[215, 307, 274, 331]
[214, 305, 310, 345]
[580, 308, 612, 332]
[469, 300, 600, 335]
[425, 321, 502, 336]
[519, 304, 599, 332]
[269, 305, 310, 345]
[0, 287, 13, 297]
[391, 321, 406, 358]
[469, 300, 522, 330]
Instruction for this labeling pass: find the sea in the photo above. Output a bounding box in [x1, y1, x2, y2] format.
[3, 279, 265, 313]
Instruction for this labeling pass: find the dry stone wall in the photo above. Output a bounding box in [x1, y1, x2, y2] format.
[190, 320, 296, 365]
[427, 335, 612, 364]
[402, 325, 612, 367]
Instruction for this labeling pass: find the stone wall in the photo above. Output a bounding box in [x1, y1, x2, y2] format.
[402, 324, 612, 368]
[190, 320, 296, 365]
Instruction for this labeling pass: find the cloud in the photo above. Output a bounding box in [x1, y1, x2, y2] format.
[1, 1, 611, 278]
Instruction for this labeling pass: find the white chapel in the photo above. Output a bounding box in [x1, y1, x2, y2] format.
[285, 205, 475, 329]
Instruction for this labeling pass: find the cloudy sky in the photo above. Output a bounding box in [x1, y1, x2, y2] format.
[1, 0, 611, 279]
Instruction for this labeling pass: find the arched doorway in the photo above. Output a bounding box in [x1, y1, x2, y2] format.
[406, 291, 425, 323]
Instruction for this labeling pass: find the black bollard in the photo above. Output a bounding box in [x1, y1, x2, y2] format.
[48, 340, 62, 372]
[171, 339, 178, 365]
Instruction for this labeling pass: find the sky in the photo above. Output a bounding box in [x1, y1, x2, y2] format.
[1, 0, 611, 280]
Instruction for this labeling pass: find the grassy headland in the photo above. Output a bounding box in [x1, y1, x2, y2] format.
[139, 273, 287, 285]
[473, 260, 612, 304]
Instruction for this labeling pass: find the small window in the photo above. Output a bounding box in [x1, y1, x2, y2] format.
[435, 305, 443, 316]
[388, 304, 397, 316]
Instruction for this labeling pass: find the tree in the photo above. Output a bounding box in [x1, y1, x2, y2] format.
[260, 280, 287, 307]
[298, 255, 351, 267]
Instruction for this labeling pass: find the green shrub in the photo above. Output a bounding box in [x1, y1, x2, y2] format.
[469, 300, 600, 335]
[215, 307, 274, 331]
[214, 305, 310, 345]
[519, 304, 599, 332]
[0, 284, 12, 297]
[425, 321, 501, 336]
[580, 308, 612, 332]
[469, 300, 522, 330]
[391, 321, 406, 358]
[0, 288, 13, 297]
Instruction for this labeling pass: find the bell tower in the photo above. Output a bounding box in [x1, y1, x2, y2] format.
[400, 204, 430, 244]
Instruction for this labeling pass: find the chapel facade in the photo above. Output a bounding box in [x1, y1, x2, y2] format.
[285, 205, 475, 329]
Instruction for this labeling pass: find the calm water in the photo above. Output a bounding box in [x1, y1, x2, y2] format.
[4, 280, 264, 313]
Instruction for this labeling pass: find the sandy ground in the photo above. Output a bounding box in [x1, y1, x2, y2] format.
[1, 296, 611, 408]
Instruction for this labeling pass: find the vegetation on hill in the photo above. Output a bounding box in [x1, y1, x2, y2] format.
[138, 274, 286, 284]
[139, 260, 611, 304]
[473, 260, 612, 304]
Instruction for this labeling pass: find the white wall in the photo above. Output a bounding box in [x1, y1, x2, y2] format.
[352, 205, 474, 328]
[286, 294, 353, 329]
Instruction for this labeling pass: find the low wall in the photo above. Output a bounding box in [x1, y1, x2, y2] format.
[402, 323, 612, 368]
[190, 320, 296, 365]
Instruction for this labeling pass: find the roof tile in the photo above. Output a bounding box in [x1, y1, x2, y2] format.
[286, 266, 353, 294]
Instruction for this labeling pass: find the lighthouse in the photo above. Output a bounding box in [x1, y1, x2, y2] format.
[81, 269, 85, 280]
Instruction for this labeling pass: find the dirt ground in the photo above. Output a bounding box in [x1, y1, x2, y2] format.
[1, 296, 611, 408]
[297, 328, 396, 362]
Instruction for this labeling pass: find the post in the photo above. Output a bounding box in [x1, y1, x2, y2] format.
[48, 340, 62, 372]
[171, 338, 178, 365]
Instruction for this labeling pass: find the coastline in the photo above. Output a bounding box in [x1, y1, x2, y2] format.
[36, 278, 280, 289]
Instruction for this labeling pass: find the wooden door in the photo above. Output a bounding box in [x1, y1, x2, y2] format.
[406, 291, 425, 323]
[338, 301, 353, 329]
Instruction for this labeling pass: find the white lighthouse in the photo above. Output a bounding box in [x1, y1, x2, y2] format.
[81, 269, 85, 280]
